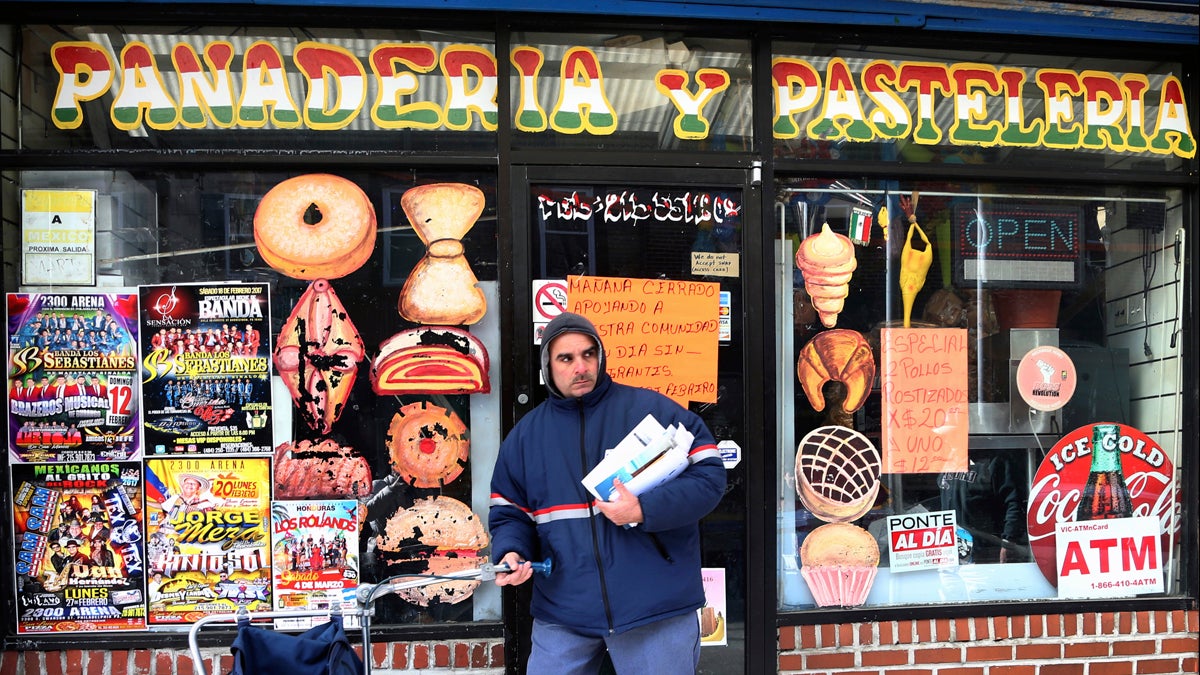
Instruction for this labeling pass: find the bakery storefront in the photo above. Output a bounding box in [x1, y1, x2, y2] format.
[1, 2, 1196, 674]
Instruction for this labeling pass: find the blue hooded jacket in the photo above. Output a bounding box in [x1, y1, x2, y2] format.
[488, 312, 726, 635]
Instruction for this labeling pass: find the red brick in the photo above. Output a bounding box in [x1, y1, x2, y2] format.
[1135, 611, 1152, 633]
[85, 652, 107, 675]
[857, 623, 872, 645]
[914, 647, 960, 664]
[1181, 655, 1197, 674]
[44, 652, 64, 675]
[21, 652, 41, 675]
[1009, 616, 1027, 639]
[412, 644, 429, 669]
[989, 665, 1037, 675]
[937, 668, 985, 675]
[1040, 663, 1085, 675]
[1015, 643, 1062, 660]
[799, 624, 818, 649]
[897, 619, 915, 644]
[965, 644, 1012, 661]
[154, 650, 172, 675]
[838, 623, 854, 647]
[973, 617, 990, 640]
[491, 642, 504, 667]
[805, 651, 856, 669]
[63, 650, 83, 675]
[1, 652, 19, 675]
[993, 616, 1011, 640]
[778, 653, 804, 672]
[472, 642, 488, 668]
[1048, 615, 1064, 637]
[1088, 661, 1134, 675]
[879, 621, 896, 645]
[371, 641, 388, 667]
[952, 617, 972, 642]
[1113, 639, 1160, 655]
[1136, 658, 1187, 674]
[132, 649, 152, 675]
[176, 652, 195, 675]
[453, 642, 468, 667]
[1064, 641, 1109, 657]
[934, 618, 952, 642]
[916, 619, 932, 642]
[216, 653, 233, 675]
[1100, 612, 1117, 635]
[778, 626, 796, 651]
[1161, 636, 1200, 654]
[1028, 615, 1046, 638]
[861, 648, 909, 666]
[433, 642, 450, 667]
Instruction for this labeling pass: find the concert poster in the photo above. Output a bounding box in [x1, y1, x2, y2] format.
[144, 456, 272, 624]
[271, 500, 360, 629]
[6, 292, 140, 462]
[138, 283, 273, 455]
[11, 461, 147, 633]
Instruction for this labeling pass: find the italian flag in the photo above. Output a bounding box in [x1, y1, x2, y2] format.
[849, 207, 873, 245]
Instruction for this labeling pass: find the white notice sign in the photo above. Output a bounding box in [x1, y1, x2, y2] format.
[21, 189, 97, 286]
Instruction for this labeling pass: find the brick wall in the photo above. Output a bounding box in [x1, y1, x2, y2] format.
[779, 610, 1199, 675]
[0, 638, 505, 674]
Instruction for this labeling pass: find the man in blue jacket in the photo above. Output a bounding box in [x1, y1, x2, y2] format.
[489, 312, 726, 674]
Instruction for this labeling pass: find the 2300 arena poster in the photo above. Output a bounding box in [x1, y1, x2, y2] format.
[144, 456, 271, 624]
[138, 282, 273, 455]
[11, 461, 147, 633]
[6, 292, 141, 463]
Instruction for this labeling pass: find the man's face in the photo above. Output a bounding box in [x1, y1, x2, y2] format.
[549, 332, 600, 398]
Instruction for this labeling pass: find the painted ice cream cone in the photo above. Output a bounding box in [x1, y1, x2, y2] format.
[795, 222, 857, 328]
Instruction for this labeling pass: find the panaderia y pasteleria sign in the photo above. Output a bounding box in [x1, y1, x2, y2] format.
[48, 38, 1195, 158]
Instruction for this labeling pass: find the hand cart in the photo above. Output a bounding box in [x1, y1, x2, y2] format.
[189, 559, 551, 675]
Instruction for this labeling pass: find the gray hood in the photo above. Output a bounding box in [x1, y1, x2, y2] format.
[540, 312, 606, 399]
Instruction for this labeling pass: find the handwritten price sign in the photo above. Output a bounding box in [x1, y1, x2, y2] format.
[880, 328, 969, 473]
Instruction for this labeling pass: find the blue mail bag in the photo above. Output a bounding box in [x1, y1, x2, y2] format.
[228, 614, 364, 675]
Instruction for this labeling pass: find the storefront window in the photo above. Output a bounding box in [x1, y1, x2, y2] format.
[771, 42, 1193, 172]
[774, 177, 1186, 610]
[510, 31, 752, 152]
[10, 168, 502, 632]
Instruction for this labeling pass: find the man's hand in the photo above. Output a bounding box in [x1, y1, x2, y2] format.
[493, 551, 533, 587]
[594, 479, 643, 527]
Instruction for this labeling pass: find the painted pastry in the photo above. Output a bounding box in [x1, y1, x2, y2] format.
[385, 401, 470, 488]
[254, 174, 377, 280]
[273, 438, 372, 499]
[796, 329, 875, 414]
[376, 496, 488, 606]
[273, 279, 365, 434]
[795, 222, 857, 328]
[398, 183, 488, 325]
[794, 425, 881, 523]
[799, 522, 880, 607]
[371, 326, 490, 395]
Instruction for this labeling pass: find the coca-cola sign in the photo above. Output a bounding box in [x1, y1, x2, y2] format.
[1026, 422, 1177, 587]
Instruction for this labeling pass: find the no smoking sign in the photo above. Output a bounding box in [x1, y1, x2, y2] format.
[532, 279, 568, 344]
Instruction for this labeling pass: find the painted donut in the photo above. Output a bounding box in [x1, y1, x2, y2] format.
[386, 401, 469, 488]
[254, 173, 377, 280]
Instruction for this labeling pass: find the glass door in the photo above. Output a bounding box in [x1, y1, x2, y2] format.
[506, 165, 760, 675]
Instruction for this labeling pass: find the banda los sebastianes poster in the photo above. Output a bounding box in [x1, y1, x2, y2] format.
[145, 456, 271, 623]
[271, 500, 360, 629]
[6, 293, 141, 462]
[11, 461, 147, 633]
[138, 283, 272, 455]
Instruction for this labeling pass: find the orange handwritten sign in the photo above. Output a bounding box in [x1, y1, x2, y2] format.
[880, 328, 969, 473]
[568, 276, 719, 406]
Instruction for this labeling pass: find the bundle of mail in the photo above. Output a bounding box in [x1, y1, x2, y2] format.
[582, 413, 693, 502]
